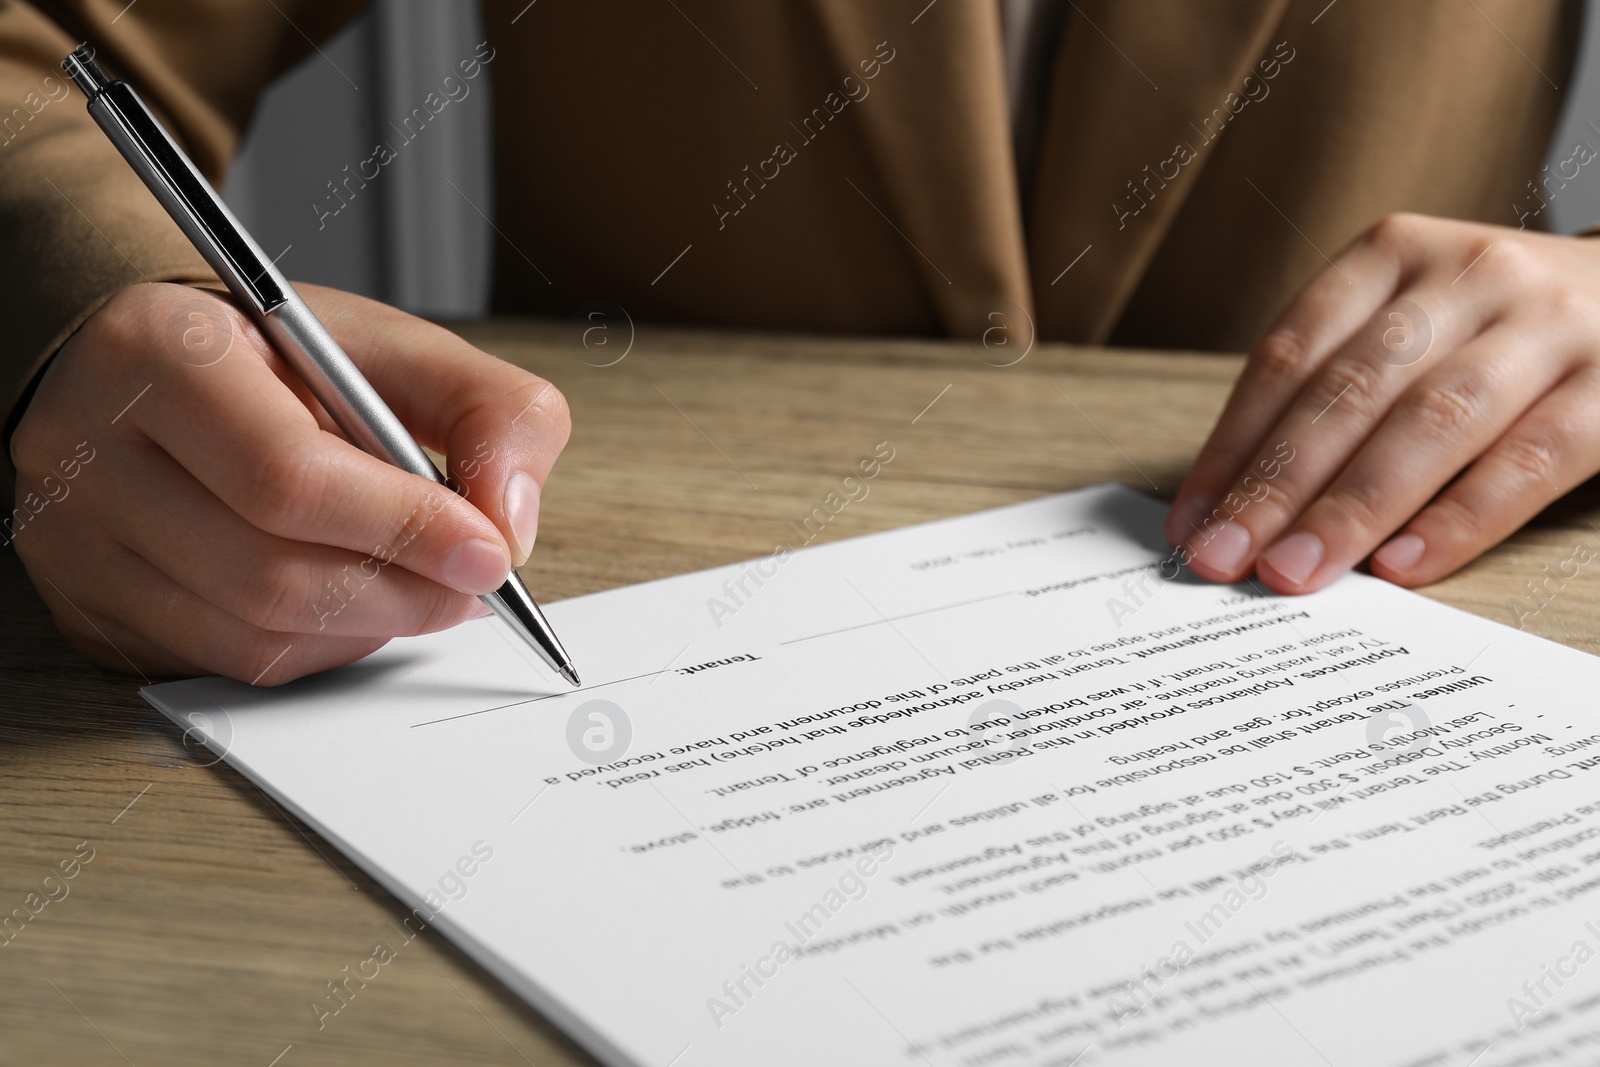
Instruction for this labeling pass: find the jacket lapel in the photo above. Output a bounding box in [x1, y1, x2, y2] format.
[1030, 0, 1293, 342]
[806, 0, 1034, 336]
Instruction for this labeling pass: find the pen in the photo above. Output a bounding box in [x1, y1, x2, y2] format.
[62, 47, 581, 688]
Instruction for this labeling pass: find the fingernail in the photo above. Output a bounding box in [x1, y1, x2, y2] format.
[1189, 521, 1251, 575]
[1261, 530, 1325, 586]
[1374, 532, 1425, 575]
[1168, 493, 1218, 543]
[469, 601, 493, 619]
[442, 538, 509, 595]
[505, 470, 541, 565]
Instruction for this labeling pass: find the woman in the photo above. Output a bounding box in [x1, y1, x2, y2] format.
[0, 0, 1584, 681]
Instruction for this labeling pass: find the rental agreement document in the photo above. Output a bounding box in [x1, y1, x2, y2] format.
[144, 484, 1600, 1067]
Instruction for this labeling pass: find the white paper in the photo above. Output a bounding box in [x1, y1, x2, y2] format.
[145, 484, 1600, 1067]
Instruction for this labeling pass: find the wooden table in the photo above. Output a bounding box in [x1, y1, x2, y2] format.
[4, 321, 1598, 1065]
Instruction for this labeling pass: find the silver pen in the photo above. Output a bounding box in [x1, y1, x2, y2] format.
[62, 47, 580, 688]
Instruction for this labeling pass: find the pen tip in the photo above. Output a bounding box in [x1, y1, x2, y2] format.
[560, 665, 581, 688]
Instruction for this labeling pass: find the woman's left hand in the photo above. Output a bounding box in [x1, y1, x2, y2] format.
[1166, 212, 1600, 593]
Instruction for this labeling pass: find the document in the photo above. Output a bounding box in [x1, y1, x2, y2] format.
[144, 483, 1600, 1066]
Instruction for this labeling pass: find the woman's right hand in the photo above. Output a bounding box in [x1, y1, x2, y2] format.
[8, 281, 571, 685]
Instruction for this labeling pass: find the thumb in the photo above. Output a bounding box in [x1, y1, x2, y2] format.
[298, 284, 573, 566]
[444, 377, 571, 565]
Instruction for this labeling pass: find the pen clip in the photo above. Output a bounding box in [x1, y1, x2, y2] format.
[63, 47, 285, 314]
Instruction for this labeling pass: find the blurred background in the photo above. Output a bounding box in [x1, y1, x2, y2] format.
[224, 2, 495, 319]
[223, 0, 1600, 322]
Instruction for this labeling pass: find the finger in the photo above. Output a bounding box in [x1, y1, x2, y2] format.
[100, 442, 486, 638]
[21, 522, 386, 685]
[26, 571, 204, 679]
[1369, 365, 1600, 589]
[1251, 323, 1573, 593]
[51, 604, 204, 680]
[303, 287, 571, 565]
[118, 295, 515, 596]
[1182, 282, 1498, 583]
[1165, 215, 1426, 542]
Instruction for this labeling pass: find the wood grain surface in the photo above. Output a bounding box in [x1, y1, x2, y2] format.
[4, 320, 1598, 1066]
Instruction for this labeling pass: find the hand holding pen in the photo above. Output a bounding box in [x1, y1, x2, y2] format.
[5, 51, 578, 686]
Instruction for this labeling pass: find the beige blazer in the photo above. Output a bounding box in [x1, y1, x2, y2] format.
[0, 0, 1578, 432]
